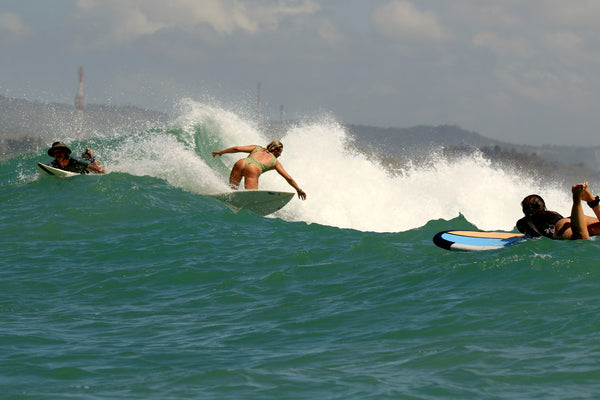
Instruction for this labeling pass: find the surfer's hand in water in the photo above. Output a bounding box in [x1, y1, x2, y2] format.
[297, 189, 307, 200]
[212, 151, 222, 157]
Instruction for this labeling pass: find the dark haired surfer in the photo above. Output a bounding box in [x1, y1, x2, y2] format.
[517, 182, 600, 239]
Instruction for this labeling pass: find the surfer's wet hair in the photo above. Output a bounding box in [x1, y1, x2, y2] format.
[266, 140, 283, 153]
[521, 194, 547, 216]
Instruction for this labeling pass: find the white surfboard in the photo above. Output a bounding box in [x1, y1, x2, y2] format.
[37, 162, 80, 178]
[209, 190, 294, 216]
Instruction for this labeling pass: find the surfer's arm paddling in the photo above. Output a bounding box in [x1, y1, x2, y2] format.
[212, 141, 306, 199]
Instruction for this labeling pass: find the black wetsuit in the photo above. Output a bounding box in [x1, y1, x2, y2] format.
[50, 157, 90, 174]
[516, 211, 564, 239]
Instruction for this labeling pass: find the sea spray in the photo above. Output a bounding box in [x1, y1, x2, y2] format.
[167, 99, 577, 232]
[27, 98, 582, 233]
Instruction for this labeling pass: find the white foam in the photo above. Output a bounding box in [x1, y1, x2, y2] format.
[98, 98, 579, 233]
[273, 125, 571, 232]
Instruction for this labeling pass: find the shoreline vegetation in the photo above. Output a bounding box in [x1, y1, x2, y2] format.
[3, 96, 600, 184]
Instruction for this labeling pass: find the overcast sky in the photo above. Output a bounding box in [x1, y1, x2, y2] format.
[2, 0, 600, 146]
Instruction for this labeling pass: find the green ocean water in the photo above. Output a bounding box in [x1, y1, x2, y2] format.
[2, 101, 600, 399]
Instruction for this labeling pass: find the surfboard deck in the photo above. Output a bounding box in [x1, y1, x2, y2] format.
[433, 230, 527, 251]
[209, 190, 294, 216]
[37, 162, 80, 178]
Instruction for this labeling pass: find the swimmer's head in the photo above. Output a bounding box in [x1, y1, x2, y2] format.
[521, 194, 546, 215]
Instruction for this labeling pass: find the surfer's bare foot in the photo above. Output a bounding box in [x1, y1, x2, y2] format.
[581, 184, 595, 203]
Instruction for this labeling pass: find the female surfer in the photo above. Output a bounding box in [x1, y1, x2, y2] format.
[212, 140, 307, 200]
[517, 182, 600, 240]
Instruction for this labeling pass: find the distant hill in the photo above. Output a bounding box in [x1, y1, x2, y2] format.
[346, 124, 600, 172]
[3, 96, 600, 184]
[0, 96, 168, 159]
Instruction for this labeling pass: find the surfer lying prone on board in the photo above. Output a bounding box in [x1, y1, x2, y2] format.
[212, 140, 306, 200]
[516, 182, 600, 240]
[48, 141, 105, 174]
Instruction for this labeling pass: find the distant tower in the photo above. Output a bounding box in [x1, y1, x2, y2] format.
[75, 66, 84, 110]
[75, 66, 84, 139]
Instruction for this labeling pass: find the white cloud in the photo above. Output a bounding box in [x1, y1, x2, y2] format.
[371, 1, 447, 42]
[74, 0, 321, 47]
[316, 19, 342, 46]
[544, 31, 582, 52]
[0, 12, 32, 42]
[448, 0, 600, 111]
[472, 31, 535, 58]
[542, 0, 600, 27]
[450, 2, 523, 30]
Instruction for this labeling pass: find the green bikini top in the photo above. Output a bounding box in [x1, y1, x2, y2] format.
[245, 146, 277, 173]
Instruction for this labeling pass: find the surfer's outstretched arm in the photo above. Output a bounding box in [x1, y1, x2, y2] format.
[274, 162, 306, 200]
[212, 145, 257, 157]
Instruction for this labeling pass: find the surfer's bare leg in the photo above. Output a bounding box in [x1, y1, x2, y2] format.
[580, 184, 600, 220]
[570, 183, 590, 239]
[229, 159, 245, 189]
[580, 183, 600, 236]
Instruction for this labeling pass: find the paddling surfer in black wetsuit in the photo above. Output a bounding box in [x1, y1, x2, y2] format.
[48, 141, 105, 174]
[517, 182, 600, 240]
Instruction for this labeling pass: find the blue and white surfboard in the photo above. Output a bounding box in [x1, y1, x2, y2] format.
[433, 230, 527, 251]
